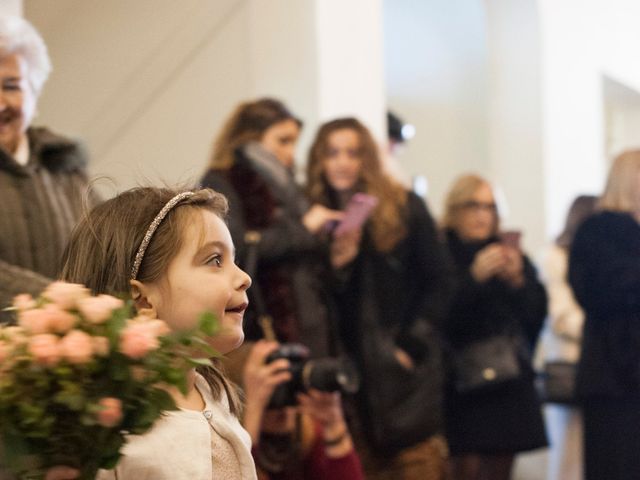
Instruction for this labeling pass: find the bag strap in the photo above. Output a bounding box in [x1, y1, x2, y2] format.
[243, 230, 277, 341]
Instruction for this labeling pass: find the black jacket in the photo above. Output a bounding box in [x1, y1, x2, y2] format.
[442, 230, 548, 454]
[444, 230, 547, 354]
[569, 211, 640, 398]
[200, 145, 335, 357]
[332, 192, 452, 454]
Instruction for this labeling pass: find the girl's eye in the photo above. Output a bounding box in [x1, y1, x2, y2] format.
[206, 255, 223, 267]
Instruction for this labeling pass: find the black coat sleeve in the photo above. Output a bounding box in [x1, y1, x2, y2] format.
[200, 170, 319, 266]
[569, 213, 640, 319]
[396, 193, 454, 361]
[507, 255, 548, 350]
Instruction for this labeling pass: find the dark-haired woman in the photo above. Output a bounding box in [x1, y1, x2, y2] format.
[200, 98, 341, 357]
[538, 195, 596, 480]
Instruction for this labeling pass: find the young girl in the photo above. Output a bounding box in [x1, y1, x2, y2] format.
[57, 187, 257, 479]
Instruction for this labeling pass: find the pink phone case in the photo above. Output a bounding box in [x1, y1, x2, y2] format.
[500, 230, 522, 249]
[334, 193, 378, 237]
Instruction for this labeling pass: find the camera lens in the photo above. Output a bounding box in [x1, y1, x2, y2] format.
[264, 344, 360, 409]
[304, 357, 360, 394]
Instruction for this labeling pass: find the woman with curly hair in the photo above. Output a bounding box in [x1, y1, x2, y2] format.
[306, 117, 452, 480]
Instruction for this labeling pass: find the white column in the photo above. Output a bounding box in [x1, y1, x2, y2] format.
[485, 0, 545, 253]
[247, 0, 386, 156]
[25, 0, 387, 190]
[314, 0, 386, 140]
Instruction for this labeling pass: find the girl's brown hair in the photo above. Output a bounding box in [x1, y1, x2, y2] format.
[60, 187, 242, 415]
[306, 117, 407, 252]
[441, 174, 500, 236]
[209, 97, 302, 170]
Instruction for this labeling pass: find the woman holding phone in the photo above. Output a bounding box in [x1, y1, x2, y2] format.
[306, 117, 453, 480]
[200, 98, 342, 358]
[441, 174, 547, 480]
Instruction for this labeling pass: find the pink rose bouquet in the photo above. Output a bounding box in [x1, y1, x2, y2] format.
[0, 282, 219, 480]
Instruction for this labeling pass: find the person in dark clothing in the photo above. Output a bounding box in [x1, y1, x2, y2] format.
[0, 16, 93, 324]
[441, 174, 547, 480]
[306, 117, 452, 480]
[569, 150, 640, 480]
[200, 98, 342, 358]
[241, 340, 364, 480]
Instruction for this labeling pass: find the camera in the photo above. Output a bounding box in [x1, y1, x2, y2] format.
[265, 343, 360, 408]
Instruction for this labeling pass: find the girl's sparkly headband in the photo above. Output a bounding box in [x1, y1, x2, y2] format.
[130, 191, 195, 280]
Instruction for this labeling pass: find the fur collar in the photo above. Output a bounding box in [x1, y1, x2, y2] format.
[0, 126, 88, 176]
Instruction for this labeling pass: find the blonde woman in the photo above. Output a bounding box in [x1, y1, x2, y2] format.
[441, 174, 547, 480]
[569, 151, 640, 480]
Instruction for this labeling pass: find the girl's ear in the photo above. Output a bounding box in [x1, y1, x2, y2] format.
[130, 279, 159, 318]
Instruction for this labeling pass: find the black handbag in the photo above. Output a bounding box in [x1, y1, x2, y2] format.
[357, 258, 444, 455]
[452, 335, 521, 394]
[537, 360, 578, 405]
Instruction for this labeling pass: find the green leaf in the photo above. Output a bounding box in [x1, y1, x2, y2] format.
[100, 451, 122, 470]
[150, 388, 177, 412]
[198, 312, 219, 336]
[186, 357, 213, 367]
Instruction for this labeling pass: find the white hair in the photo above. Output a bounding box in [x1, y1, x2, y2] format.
[0, 15, 51, 96]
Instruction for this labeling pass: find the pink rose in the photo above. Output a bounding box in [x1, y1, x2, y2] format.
[44, 304, 77, 334]
[97, 397, 123, 428]
[1, 326, 26, 343]
[59, 330, 94, 365]
[77, 295, 124, 324]
[93, 336, 110, 356]
[120, 322, 160, 359]
[148, 319, 170, 337]
[28, 334, 61, 366]
[19, 308, 51, 334]
[12, 293, 36, 311]
[42, 282, 89, 310]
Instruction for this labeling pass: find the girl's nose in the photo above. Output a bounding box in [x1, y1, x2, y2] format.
[236, 265, 252, 291]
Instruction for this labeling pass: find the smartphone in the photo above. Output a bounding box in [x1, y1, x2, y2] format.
[500, 230, 522, 249]
[333, 193, 379, 237]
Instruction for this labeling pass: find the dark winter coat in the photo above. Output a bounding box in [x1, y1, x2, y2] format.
[443, 230, 548, 454]
[569, 210, 640, 399]
[331, 192, 452, 455]
[0, 127, 91, 323]
[200, 144, 335, 357]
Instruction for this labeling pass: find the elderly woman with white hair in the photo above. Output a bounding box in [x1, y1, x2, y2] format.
[0, 15, 92, 322]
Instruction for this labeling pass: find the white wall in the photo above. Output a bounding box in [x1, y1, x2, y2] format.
[26, 0, 252, 194]
[383, 0, 490, 216]
[385, 0, 640, 254]
[0, 0, 21, 16]
[24, 0, 386, 195]
[486, 0, 544, 252]
[538, 0, 640, 240]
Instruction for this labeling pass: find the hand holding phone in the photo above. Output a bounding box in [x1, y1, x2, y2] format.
[333, 193, 378, 237]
